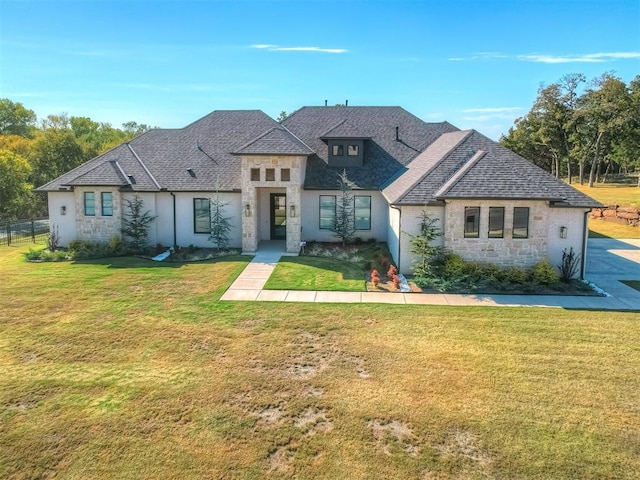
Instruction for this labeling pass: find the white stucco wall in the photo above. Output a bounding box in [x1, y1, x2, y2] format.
[47, 191, 77, 246]
[171, 192, 242, 248]
[546, 207, 589, 276]
[300, 190, 388, 243]
[387, 205, 400, 271]
[397, 205, 445, 274]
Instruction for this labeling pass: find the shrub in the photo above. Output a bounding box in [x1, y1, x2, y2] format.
[25, 247, 44, 261]
[107, 236, 126, 254]
[441, 253, 466, 278]
[481, 263, 505, 283]
[505, 266, 528, 284]
[391, 274, 401, 288]
[47, 224, 60, 252]
[531, 260, 560, 285]
[558, 247, 581, 282]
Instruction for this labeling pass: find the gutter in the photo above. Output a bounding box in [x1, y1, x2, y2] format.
[389, 204, 402, 272]
[170, 192, 177, 248]
[581, 210, 590, 279]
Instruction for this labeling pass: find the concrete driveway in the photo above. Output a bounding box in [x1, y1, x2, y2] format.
[585, 238, 640, 309]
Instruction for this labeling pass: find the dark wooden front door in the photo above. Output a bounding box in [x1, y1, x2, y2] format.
[270, 193, 286, 240]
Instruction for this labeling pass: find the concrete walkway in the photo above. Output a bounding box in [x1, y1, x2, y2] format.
[221, 239, 640, 310]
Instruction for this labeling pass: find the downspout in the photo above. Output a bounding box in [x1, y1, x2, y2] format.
[390, 204, 402, 272]
[170, 192, 177, 248]
[580, 210, 590, 279]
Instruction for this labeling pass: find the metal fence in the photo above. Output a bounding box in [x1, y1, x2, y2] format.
[0, 218, 50, 247]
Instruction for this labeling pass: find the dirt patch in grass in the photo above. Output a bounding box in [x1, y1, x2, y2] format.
[369, 419, 420, 457]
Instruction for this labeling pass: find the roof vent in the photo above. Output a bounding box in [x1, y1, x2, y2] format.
[345, 99, 348, 106]
[325, 99, 328, 106]
[128, 175, 136, 184]
[396, 126, 399, 141]
[187, 168, 196, 178]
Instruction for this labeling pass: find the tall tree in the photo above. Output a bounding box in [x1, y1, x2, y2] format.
[576, 74, 633, 187]
[0, 98, 37, 137]
[0, 149, 34, 220]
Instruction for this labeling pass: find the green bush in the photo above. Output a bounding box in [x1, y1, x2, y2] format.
[441, 253, 466, 278]
[481, 264, 505, 283]
[505, 266, 529, 284]
[531, 260, 560, 285]
[25, 247, 44, 261]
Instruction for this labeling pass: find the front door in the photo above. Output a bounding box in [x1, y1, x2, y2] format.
[270, 193, 286, 240]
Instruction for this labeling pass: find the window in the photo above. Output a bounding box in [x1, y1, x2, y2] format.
[101, 192, 113, 216]
[464, 207, 480, 238]
[250, 168, 260, 181]
[319, 195, 336, 229]
[347, 145, 359, 156]
[194, 198, 210, 233]
[488, 207, 504, 238]
[354, 195, 371, 230]
[280, 168, 290, 182]
[332, 144, 344, 156]
[513, 207, 529, 238]
[84, 192, 95, 216]
[265, 168, 275, 181]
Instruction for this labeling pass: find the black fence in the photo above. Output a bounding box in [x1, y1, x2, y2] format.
[0, 218, 50, 247]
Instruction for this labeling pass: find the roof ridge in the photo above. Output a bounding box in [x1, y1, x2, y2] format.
[127, 143, 161, 190]
[234, 125, 281, 153]
[434, 149, 486, 198]
[391, 129, 473, 203]
[112, 160, 132, 186]
[279, 123, 315, 154]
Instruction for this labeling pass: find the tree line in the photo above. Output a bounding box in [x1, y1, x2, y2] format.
[0, 98, 155, 221]
[500, 73, 640, 187]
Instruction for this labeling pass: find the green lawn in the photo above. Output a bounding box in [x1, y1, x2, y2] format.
[263, 256, 366, 291]
[1, 246, 639, 479]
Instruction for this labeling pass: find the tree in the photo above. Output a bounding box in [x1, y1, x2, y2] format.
[277, 111, 289, 122]
[331, 169, 357, 246]
[0, 149, 34, 220]
[122, 121, 154, 137]
[208, 192, 232, 252]
[0, 98, 37, 137]
[409, 210, 444, 279]
[29, 128, 85, 189]
[121, 195, 156, 253]
[576, 74, 634, 187]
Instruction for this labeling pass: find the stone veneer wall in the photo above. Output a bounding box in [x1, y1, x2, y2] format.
[444, 199, 549, 267]
[240, 155, 305, 253]
[74, 186, 122, 242]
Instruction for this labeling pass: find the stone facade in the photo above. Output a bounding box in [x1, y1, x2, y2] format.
[444, 199, 549, 267]
[240, 155, 305, 253]
[74, 186, 122, 242]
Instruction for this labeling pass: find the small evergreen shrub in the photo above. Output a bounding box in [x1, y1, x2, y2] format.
[531, 260, 560, 285]
[441, 253, 466, 278]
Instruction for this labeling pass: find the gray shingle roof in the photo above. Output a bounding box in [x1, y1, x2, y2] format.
[37, 106, 599, 209]
[385, 129, 600, 208]
[282, 106, 459, 189]
[234, 126, 314, 155]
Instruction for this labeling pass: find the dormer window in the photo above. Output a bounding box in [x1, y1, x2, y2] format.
[332, 144, 344, 156]
[347, 145, 359, 156]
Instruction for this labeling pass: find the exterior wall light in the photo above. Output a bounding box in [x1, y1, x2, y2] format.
[560, 226, 567, 239]
[60, 206, 67, 215]
[245, 204, 251, 217]
[289, 205, 296, 217]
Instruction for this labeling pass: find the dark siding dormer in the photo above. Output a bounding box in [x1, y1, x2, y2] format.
[328, 139, 364, 167]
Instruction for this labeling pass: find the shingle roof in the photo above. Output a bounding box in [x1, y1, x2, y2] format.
[234, 126, 314, 155]
[37, 106, 600, 208]
[283, 106, 459, 189]
[382, 130, 473, 203]
[385, 129, 601, 208]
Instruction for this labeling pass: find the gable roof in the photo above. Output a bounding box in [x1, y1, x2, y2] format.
[384, 129, 600, 208]
[37, 110, 280, 192]
[233, 126, 314, 155]
[282, 106, 459, 190]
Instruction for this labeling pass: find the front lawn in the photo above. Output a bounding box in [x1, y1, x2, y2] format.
[1, 245, 639, 479]
[263, 256, 366, 291]
[573, 182, 640, 208]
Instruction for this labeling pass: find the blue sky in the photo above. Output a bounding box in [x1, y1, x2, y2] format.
[1, 0, 638, 139]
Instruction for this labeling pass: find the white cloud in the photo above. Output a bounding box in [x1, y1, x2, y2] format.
[250, 44, 347, 54]
[518, 52, 640, 63]
[450, 51, 640, 64]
